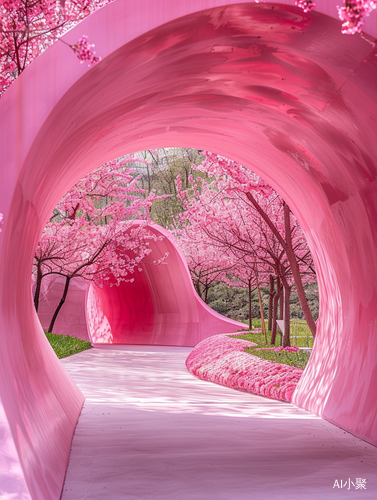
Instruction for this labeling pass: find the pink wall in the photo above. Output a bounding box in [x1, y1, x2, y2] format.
[1, 2, 377, 499]
[86, 224, 245, 346]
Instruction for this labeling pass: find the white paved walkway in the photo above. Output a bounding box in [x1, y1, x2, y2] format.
[61, 346, 377, 499]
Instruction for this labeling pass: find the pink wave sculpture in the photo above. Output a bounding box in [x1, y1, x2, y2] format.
[1, 2, 377, 499]
[86, 223, 245, 346]
[186, 334, 303, 402]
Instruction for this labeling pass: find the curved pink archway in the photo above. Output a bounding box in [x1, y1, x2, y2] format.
[86, 223, 245, 346]
[1, 2, 377, 499]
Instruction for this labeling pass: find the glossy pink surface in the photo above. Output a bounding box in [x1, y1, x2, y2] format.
[86, 224, 245, 346]
[1, 2, 377, 499]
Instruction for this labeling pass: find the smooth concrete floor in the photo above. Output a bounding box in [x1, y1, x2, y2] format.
[60, 346, 377, 499]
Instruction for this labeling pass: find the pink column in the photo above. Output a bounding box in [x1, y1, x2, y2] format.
[1, 3, 377, 499]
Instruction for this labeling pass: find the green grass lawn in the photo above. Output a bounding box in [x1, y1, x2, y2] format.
[45, 331, 92, 359]
[229, 319, 312, 370]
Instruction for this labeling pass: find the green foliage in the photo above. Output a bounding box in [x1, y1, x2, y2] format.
[128, 148, 203, 228]
[207, 281, 319, 323]
[207, 282, 260, 321]
[290, 283, 319, 320]
[45, 332, 92, 359]
[289, 319, 314, 348]
[229, 329, 311, 370]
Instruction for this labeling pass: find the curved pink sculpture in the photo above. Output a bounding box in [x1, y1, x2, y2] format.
[1, 2, 377, 499]
[86, 224, 245, 346]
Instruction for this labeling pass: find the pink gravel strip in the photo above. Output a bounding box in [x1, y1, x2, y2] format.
[186, 334, 303, 402]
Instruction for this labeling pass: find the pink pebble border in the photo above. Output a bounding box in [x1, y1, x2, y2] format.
[186, 334, 303, 402]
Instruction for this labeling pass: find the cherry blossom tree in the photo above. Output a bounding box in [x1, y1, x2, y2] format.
[174, 230, 235, 303]
[223, 254, 270, 333]
[34, 156, 162, 332]
[0, 0, 109, 94]
[43, 221, 153, 333]
[130, 148, 202, 228]
[200, 152, 316, 338]
[174, 152, 316, 346]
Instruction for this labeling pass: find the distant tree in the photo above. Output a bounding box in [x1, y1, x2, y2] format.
[223, 255, 269, 333]
[34, 157, 161, 332]
[175, 231, 234, 303]
[128, 148, 202, 228]
[174, 152, 316, 346]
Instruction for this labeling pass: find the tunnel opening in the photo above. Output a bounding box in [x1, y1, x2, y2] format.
[33, 148, 318, 349]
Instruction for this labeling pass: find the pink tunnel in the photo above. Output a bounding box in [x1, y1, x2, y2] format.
[86, 224, 245, 346]
[1, 2, 377, 499]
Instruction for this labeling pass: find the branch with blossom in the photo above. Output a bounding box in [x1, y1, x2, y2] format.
[173, 151, 316, 343]
[295, 1, 316, 13]
[0, 0, 110, 94]
[33, 155, 166, 332]
[61, 34, 100, 66]
[338, 0, 376, 34]
[295, 0, 377, 34]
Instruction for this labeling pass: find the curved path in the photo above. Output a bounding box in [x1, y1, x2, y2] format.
[61, 346, 377, 499]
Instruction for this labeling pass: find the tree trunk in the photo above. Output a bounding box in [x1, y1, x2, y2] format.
[245, 192, 316, 338]
[268, 274, 275, 332]
[248, 279, 253, 330]
[195, 281, 202, 299]
[48, 276, 71, 333]
[284, 202, 317, 337]
[204, 284, 209, 304]
[282, 283, 291, 347]
[147, 164, 151, 194]
[33, 264, 43, 312]
[270, 277, 282, 345]
[256, 276, 267, 343]
[279, 287, 284, 320]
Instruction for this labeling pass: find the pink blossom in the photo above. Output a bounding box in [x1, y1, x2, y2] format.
[33, 155, 165, 316]
[70, 35, 100, 66]
[295, 0, 316, 13]
[173, 151, 317, 341]
[337, 1, 376, 34]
